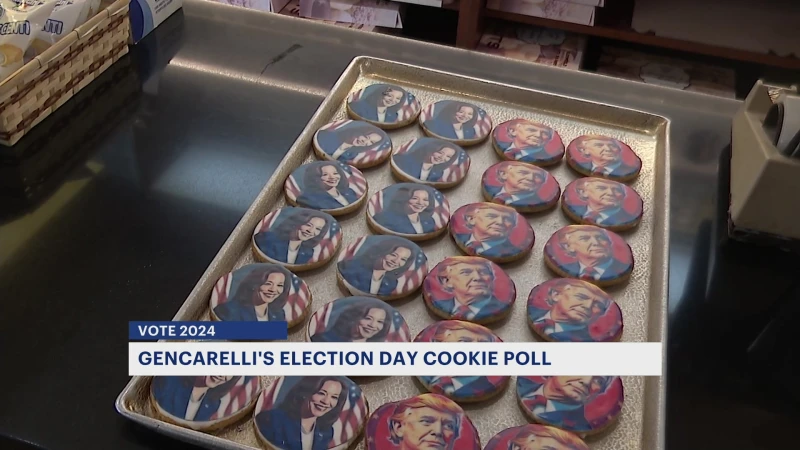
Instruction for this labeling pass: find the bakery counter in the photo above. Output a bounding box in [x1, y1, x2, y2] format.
[0, 1, 797, 449]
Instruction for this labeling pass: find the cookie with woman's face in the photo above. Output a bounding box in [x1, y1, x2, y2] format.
[419, 100, 493, 146]
[284, 161, 369, 216]
[313, 119, 392, 169]
[305, 296, 411, 343]
[346, 83, 421, 129]
[366, 183, 451, 241]
[389, 137, 470, 188]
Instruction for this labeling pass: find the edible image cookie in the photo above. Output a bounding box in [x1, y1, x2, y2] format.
[484, 424, 589, 450]
[419, 100, 492, 146]
[364, 393, 481, 450]
[346, 83, 421, 129]
[414, 321, 510, 402]
[150, 376, 260, 431]
[252, 207, 342, 272]
[482, 161, 561, 213]
[390, 137, 470, 188]
[285, 161, 368, 215]
[313, 120, 393, 169]
[561, 177, 643, 231]
[336, 235, 428, 300]
[209, 264, 312, 328]
[449, 202, 534, 263]
[516, 376, 624, 435]
[544, 225, 634, 287]
[306, 296, 411, 342]
[366, 183, 450, 241]
[254, 376, 368, 450]
[566, 135, 642, 181]
[492, 119, 565, 166]
[527, 279, 623, 342]
[422, 257, 515, 324]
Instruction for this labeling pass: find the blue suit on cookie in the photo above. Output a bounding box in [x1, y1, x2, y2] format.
[213, 301, 285, 322]
[316, 130, 360, 163]
[372, 210, 436, 235]
[296, 189, 358, 210]
[338, 260, 397, 296]
[255, 408, 333, 450]
[455, 233, 519, 259]
[425, 119, 476, 140]
[152, 377, 219, 422]
[393, 153, 445, 182]
[560, 258, 630, 281]
[569, 205, 638, 226]
[253, 231, 314, 265]
[349, 101, 399, 123]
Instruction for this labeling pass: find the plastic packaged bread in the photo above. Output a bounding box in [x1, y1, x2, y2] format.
[0, 0, 58, 81]
[28, 0, 101, 57]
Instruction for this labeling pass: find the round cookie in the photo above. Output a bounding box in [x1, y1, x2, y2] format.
[313, 119, 393, 169]
[566, 135, 642, 182]
[336, 235, 428, 300]
[306, 296, 411, 342]
[150, 376, 260, 431]
[516, 376, 624, 436]
[209, 264, 312, 328]
[527, 278, 623, 342]
[390, 137, 470, 188]
[284, 161, 369, 216]
[254, 376, 368, 450]
[346, 83, 421, 129]
[422, 256, 515, 324]
[419, 100, 492, 146]
[492, 119, 565, 166]
[543, 225, 634, 287]
[364, 393, 481, 450]
[561, 177, 643, 231]
[449, 202, 534, 263]
[482, 161, 561, 213]
[414, 321, 510, 402]
[366, 183, 451, 241]
[252, 207, 343, 272]
[484, 424, 589, 450]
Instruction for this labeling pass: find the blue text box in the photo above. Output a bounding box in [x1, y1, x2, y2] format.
[129, 321, 288, 341]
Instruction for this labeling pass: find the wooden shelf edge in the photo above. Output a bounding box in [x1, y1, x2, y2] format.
[484, 9, 800, 70]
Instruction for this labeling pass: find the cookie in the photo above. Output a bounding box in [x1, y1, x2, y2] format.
[390, 137, 470, 188]
[414, 321, 510, 402]
[366, 183, 451, 241]
[313, 119, 393, 169]
[566, 135, 642, 182]
[419, 100, 492, 146]
[346, 83, 421, 129]
[516, 376, 624, 436]
[306, 296, 411, 342]
[492, 119, 565, 166]
[254, 376, 368, 450]
[561, 177, 643, 231]
[484, 424, 589, 450]
[364, 393, 481, 450]
[527, 279, 623, 342]
[481, 161, 561, 213]
[449, 202, 534, 263]
[336, 235, 428, 300]
[209, 264, 312, 328]
[422, 256, 515, 324]
[284, 161, 369, 216]
[252, 207, 342, 272]
[543, 225, 634, 287]
[150, 376, 260, 431]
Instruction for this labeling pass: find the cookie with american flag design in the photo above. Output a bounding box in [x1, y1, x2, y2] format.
[482, 161, 561, 213]
[313, 119, 392, 169]
[364, 393, 481, 450]
[390, 137, 470, 188]
[414, 321, 510, 402]
[366, 183, 450, 241]
[306, 296, 411, 343]
[252, 207, 342, 272]
[484, 424, 589, 450]
[285, 161, 369, 216]
[209, 264, 312, 329]
[449, 202, 535, 263]
[422, 257, 516, 324]
[346, 83, 421, 129]
[254, 376, 368, 450]
[336, 235, 428, 301]
[492, 119, 565, 167]
[419, 100, 493, 146]
[150, 376, 260, 431]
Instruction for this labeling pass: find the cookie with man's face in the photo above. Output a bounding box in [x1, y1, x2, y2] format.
[543, 225, 633, 287]
[482, 161, 561, 213]
[492, 119, 565, 166]
[561, 178, 643, 231]
[565, 135, 642, 182]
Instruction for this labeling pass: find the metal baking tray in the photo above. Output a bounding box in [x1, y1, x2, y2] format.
[115, 56, 669, 450]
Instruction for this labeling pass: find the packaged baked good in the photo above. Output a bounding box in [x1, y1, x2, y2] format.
[28, 0, 102, 57]
[0, 0, 58, 81]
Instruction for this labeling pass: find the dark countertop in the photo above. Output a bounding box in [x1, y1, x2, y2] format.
[1, 1, 798, 449]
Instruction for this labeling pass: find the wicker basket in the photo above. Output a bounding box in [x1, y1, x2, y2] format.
[0, 0, 130, 146]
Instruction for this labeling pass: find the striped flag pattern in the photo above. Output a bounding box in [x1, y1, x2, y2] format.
[209, 272, 233, 309]
[284, 174, 302, 200]
[366, 189, 450, 228]
[210, 376, 260, 420]
[347, 87, 419, 122]
[286, 274, 311, 320]
[308, 301, 334, 338]
[420, 103, 435, 124]
[337, 236, 369, 264]
[393, 311, 411, 342]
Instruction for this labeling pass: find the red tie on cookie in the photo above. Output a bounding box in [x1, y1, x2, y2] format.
[582, 266, 598, 279]
[495, 192, 513, 203]
[524, 395, 548, 409]
[437, 376, 456, 393]
[454, 303, 472, 318]
[539, 319, 557, 331]
[467, 240, 483, 252]
[584, 210, 601, 221]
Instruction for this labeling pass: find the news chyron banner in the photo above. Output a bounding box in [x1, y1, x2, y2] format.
[128, 322, 662, 376]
